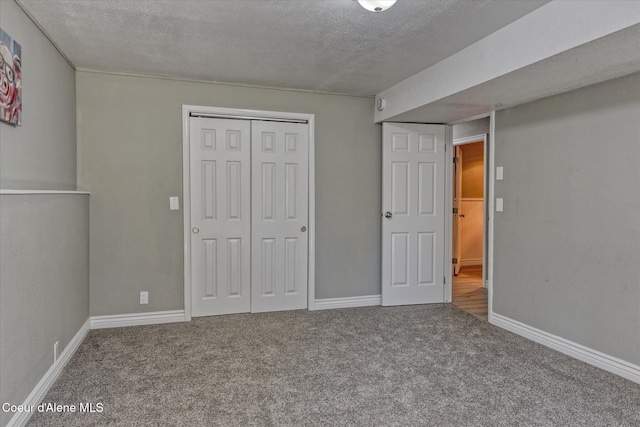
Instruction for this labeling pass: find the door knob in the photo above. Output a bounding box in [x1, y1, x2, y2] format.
[301, 226, 307, 232]
[384, 211, 392, 219]
[192, 227, 199, 234]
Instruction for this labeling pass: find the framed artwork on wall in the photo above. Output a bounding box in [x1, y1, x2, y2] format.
[0, 27, 22, 126]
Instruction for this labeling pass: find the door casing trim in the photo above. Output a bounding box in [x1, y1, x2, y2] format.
[444, 112, 495, 316]
[451, 133, 489, 290]
[182, 105, 316, 320]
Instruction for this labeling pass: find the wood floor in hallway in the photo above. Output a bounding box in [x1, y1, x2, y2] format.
[452, 265, 487, 319]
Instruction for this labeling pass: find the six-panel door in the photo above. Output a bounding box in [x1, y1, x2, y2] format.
[251, 121, 308, 312]
[189, 117, 309, 316]
[190, 117, 252, 316]
[382, 123, 446, 306]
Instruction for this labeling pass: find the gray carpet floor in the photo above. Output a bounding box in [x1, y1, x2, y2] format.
[28, 305, 640, 426]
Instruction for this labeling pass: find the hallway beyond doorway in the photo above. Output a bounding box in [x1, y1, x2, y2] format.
[452, 265, 487, 319]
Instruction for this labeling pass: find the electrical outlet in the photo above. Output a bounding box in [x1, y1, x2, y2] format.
[140, 291, 149, 304]
[54, 341, 59, 363]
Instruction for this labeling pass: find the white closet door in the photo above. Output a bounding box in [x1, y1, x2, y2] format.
[190, 117, 251, 316]
[382, 123, 446, 306]
[251, 121, 309, 313]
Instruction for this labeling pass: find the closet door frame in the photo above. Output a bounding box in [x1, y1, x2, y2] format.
[182, 105, 316, 320]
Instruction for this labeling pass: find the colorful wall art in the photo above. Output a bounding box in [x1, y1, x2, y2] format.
[0, 28, 22, 126]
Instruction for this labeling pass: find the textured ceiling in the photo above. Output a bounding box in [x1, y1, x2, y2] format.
[18, 0, 549, 95]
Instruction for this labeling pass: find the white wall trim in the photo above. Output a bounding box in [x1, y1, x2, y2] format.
[182, 106, 193, 321]
[6, 319, 90, 427]
[307, 115, 316, 310]
[90, 310, 186, 329]
[453, 134, 485, 146]
[0, 190, 90, 195]
[487, 112, 496, 315]
[447, 113, 490, 126]
[314, 295, 381, 311]
[491, 312, 640, 384]
[449, 132, 489, 297]
[443, 125, 454, 303]
[181, 105, 316, 318]
[461, 258, 482, 267]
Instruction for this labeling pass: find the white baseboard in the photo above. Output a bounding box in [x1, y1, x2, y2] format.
[7, 318, 91, 427]
[313, 295, 381, 311]
[461, 258, 482, 266]
[90, 310, 186, 329]
[490, 312, 640, 384]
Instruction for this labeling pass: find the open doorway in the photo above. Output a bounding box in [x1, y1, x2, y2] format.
[451, 130, 488, 319]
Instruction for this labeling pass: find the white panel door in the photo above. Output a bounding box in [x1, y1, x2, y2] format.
[251, 121, 308, 312]
[190, 117, 251, 316]
[382, 123, 446, 306]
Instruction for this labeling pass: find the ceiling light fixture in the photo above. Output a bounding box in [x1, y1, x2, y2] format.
[357, 0, 397, 13]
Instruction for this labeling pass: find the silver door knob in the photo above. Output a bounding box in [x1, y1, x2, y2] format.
[301, 226, 307, 232]
[192, 227, 199, 234]
[384, 212, 392, 219]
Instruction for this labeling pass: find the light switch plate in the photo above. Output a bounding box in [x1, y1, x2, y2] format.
[170, 197, 179, 211]
[496, 198, 504, 212]
[496, 166, 504, 181]
[140, 291, 149, 304]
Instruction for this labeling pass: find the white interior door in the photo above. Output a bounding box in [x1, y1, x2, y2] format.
[251, 121, 309, 312]
[190, 117, 251, 316]
[382, 123, 446, 306]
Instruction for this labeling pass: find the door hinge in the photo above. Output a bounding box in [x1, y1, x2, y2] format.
[453, 157, 459, 164]
[452, 258, 458, 264]
[453, 208, 458, 214]
[443, 276, 446, 285]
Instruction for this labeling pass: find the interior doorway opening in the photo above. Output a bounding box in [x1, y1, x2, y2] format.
[451, 131, 488, 319]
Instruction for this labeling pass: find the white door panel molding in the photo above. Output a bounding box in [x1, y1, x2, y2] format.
[382, 123, 447, 306]
[251, 121, 309, 312]
[182, 105, 315, 319]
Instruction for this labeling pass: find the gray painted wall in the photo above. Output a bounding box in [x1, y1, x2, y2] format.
[0, 0, 77, 190]
[452, 117, 489, 140]
[0, 195, 90, 427]
[76, 71, 381, 315]
[0, 4, 87, 425]
[493, 72, 640, 365]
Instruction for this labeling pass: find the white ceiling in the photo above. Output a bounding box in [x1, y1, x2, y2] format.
[18, 0, 549, 96]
